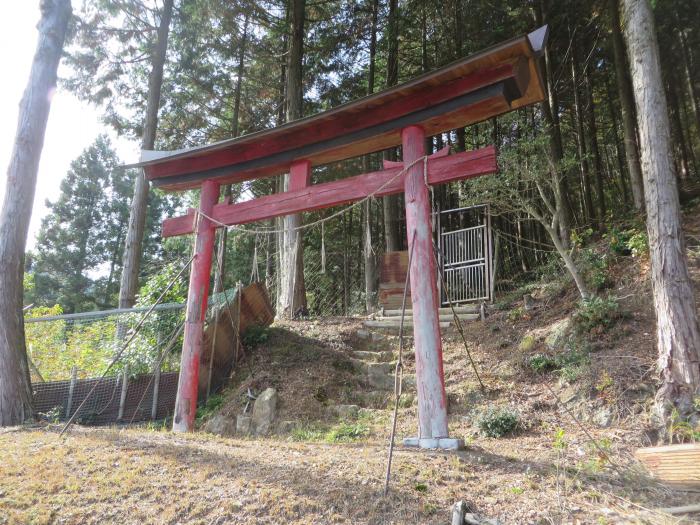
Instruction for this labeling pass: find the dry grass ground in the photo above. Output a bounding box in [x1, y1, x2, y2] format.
[1, 422, 697, 525]
[2, 204, 700, 525]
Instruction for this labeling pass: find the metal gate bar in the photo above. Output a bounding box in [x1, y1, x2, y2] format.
[436, 204, 493, 305]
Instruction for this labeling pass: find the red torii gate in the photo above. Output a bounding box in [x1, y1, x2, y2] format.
[136, 27, 548, 447]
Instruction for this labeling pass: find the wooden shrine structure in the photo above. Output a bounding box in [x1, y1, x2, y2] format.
[135, 27, 549, 447]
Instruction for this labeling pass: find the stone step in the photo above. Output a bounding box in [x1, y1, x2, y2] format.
[382, 305, 480, 317]
[366, 365, 416, 391]
[352, 360, 396, 375]
[373, 313, 479, 323]
[364, 319, 452, 329]
[352, 350, 394, 362]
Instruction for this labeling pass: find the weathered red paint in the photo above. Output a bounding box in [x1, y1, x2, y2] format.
[288, 159, 312, 191]
[401, 125, 449, 439]
[382, 145, 450, 169]
[172, 179, 220, 433]
[162, 146, 497, 237]
[144, 62, 520, 182]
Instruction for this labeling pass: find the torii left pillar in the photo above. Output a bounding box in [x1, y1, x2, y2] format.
[173, 179, 220, 432]
[401, 125, 463, 450]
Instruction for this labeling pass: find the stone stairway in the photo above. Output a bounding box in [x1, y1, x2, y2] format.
[352, 331, 416, 393]
[363, 303, 482, 330]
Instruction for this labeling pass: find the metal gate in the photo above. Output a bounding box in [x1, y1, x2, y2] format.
[436, 204, 493, 304]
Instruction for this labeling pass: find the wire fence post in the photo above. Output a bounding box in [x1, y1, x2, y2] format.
[151, 363, 161, 420]
[66, 366, 77, 419]
[118, 364, 129, 421]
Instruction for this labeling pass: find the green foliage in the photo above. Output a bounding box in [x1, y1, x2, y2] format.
[668, 408, 700, 444]
[325, 422, 369, 443]
[289, 423, 328, 442]
[31, 136, 127, 312]
[552, 428, 568, 450]
[242, 325, 269, 349]
[606, 227, 648, 258]
[196, 394, 225, 422]
[555, 347, 591, 382]
[413, 482, 428, 493]
[477, 407, 519, 438]
[578, 248, 610, 291]
[570, 228, 594, 249]
[526, 347, 590, 382]
[507, 306, 524, 322]
[25, 305, 122, 381]
[288, 421, 369, 443]
[573, 296, 621, 333]
[528, 353, 557, 372]
[626, 231, 649, 258]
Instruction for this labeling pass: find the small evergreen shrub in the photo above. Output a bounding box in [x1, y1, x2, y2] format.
[606, 227, 648, 258]
[579, 248, 610, 290]
[573, 296, 620, 333]
[242, 325, 269, 348]
[626, 231, 648, 258]
[477, 407, 519, 438]
[528, 353, 557, 372]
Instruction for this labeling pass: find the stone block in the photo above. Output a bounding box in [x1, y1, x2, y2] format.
[236, 414, 252, 435]
[251, 387, 278, 435]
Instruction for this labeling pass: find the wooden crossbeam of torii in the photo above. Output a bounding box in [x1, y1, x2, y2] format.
[134, 26, 549, 444]
[161, 146, 496, 237]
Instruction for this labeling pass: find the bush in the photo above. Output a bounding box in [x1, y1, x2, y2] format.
[325, 422, 370, 443]
[477, 407, 519, 438]
[606, 227, 648, 258]
[578, 248, 609, 291]
[528, 353, 557, 372]
[242, 325, 269, 348]
[573, 296, 621, 333]
[626, 231, 648, 258]
[527, 348, 590, 381]
[195, 393, 225, 421]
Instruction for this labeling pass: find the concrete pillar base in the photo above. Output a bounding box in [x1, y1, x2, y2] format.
[402, 437, 465, 450]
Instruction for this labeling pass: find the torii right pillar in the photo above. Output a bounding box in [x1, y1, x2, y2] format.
[401, 125, 463, 450]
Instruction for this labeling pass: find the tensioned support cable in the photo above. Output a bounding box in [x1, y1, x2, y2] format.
[384, 229, 417, 497]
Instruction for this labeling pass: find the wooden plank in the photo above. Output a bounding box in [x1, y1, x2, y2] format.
[162, 147, 496, 237]
[636, 444, 700, 487]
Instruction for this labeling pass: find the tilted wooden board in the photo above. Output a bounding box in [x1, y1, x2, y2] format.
[635, 443, 700, 488]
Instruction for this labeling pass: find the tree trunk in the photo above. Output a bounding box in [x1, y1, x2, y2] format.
[536, 0, 572, 246]
[277, 0, 307, 318]
[610, 0, 645, 211]
[0, 0, 71, 426]
[672, 11, 700, 130]
[213, 14, 249, 294]
[605, 74, 631, 206]
[584, 64, 607, 222]
[382, 0, 401, 253]
[118, 0, 174, 310]
[666, 70, 692, 180]
[622, 0, 700, 423]
[571, 47, 596, 225]
[363, 0, 379, 313]
[543, 223, 590, 300]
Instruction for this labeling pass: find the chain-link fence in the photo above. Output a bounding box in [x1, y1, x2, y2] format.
[25, 304, 186, 424]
